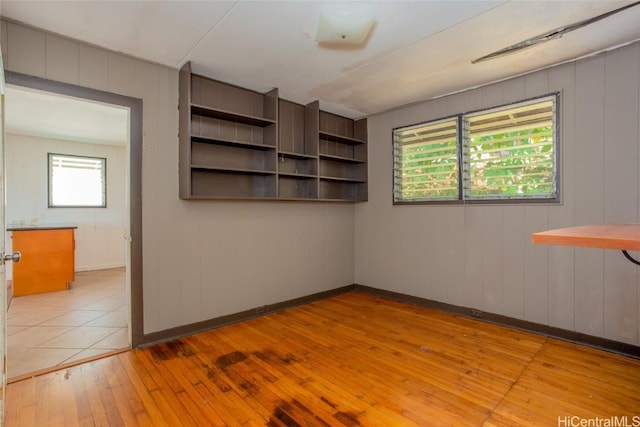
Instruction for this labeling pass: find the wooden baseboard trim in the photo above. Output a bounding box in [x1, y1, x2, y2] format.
[140, 285, 356, 347]
[353, 284, 640, 359]
[139, 282, 639, 359]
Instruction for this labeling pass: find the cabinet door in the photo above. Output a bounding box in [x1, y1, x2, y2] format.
[13, 229, 75, 296]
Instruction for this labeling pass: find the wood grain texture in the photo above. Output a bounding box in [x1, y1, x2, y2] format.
[6, 292, 640, 426]
[12, 229, 75, 296]
[532, 224, 640, 251]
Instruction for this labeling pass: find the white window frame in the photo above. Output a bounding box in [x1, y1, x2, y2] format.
[48, 153, 107, 208]
[393, 94, 559, 204]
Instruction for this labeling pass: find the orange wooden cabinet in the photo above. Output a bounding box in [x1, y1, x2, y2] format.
[11, 227, 76, 296]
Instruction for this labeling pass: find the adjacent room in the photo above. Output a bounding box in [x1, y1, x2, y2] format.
[0, 1, 639, 425]
[4, 85, 130, 379]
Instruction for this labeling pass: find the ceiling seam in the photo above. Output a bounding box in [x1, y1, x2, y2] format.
[175, 0, 241, 68]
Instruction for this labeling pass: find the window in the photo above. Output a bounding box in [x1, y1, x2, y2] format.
[48, 153, 106, 207]
[393, 94, 558, 204]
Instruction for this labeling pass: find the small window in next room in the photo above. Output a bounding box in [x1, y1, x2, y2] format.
[48, 153, 107, 208]
[393, 94, 559, 204]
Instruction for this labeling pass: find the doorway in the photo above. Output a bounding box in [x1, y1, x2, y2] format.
[3, 72, 143, 380]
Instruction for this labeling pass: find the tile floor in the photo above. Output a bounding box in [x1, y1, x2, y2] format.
[7, 267, 129, 380]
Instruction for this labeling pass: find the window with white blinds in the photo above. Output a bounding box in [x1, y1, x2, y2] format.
[393, 94, 558, 203]
[48, 153, 107, 207]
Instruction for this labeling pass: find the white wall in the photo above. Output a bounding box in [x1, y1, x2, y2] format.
[0, 20, 355, 335]
[355, 42, 640, 346]
[5, 133, 126, 271]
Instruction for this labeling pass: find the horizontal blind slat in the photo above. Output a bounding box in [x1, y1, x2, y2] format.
[394, 95, 556, 202]
[467, 130, 553, 147]
[394, 118, 460, 201]
[464, 95, 556, 201]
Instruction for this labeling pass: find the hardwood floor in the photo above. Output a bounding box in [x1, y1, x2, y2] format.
[6, 292, 640, 426]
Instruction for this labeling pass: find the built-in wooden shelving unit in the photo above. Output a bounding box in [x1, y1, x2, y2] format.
[318, 110, 368, 201]
[179, 62, 367, 202]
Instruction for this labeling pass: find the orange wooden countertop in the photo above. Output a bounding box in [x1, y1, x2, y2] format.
[531, 224, 640, 251]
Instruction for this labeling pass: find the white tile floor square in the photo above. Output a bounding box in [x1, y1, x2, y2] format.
[7, 267, 129, 380]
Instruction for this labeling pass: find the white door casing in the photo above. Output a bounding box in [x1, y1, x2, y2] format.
[0, 47, 7, 424]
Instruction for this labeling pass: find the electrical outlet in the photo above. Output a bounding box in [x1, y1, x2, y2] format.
[256, 306, 267, 315]
[471, 309, 483, 319]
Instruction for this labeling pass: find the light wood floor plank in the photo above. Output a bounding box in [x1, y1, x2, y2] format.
[151, 344, 235, 425]
[106, 357, 144, 426]
[132, 349, 196, 426]
[6, 292, 640, 426]
[239, 312, 423, 425]
[118, 353, 167, 426]
[215, 323, 380, 426]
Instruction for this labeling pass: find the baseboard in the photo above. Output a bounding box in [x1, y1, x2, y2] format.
[75, 264, 126, 272]
[137, 282, 640, 360]
[353, 284, 640, 360]
[140, 285, 356, 347]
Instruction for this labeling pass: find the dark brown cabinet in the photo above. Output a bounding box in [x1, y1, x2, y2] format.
[179, 62, 367, 202]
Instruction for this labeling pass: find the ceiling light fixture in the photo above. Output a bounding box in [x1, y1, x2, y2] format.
[316, 10, 374, 46]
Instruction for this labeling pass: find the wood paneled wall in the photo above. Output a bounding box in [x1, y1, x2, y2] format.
[356, 42, 640, 345]
[5, 18, 637, 348]
[0, 20, 355, 336]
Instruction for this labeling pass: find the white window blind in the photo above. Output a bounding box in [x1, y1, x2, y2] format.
[393, 118, 459, 202]
[49, 154, 106, 207]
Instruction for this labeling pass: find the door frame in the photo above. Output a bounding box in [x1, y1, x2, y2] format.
[1, 52, 7, 424]
[5, 71, 144, 347]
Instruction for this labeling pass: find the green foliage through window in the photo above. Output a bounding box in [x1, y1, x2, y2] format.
[393, 95, 558, 203]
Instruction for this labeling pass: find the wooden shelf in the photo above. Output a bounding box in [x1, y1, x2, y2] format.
[192, 135, 276, 151]
[278, 175, 318, 199]
[320, 179, 367, 201]
[191, 165, 277, 176]
[191, 170, 276, 199]
[319, 153, 365, 164]
[191, 104, 276, 127]
[179, 62, 367, 202]
[279, 151, 317, 160]
[319, 198, 365, 203]
[532, 223, 640, 265]
[320, 176, 367, 183]
[317, 109, 368, 201]
[319, 131, 366, 145]
[278, 172, 317, 179]
[532, 224, 640, 251]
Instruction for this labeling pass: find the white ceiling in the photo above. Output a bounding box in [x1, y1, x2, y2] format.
[5, 85, 129, 146]
[2, 1, 640, 119]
